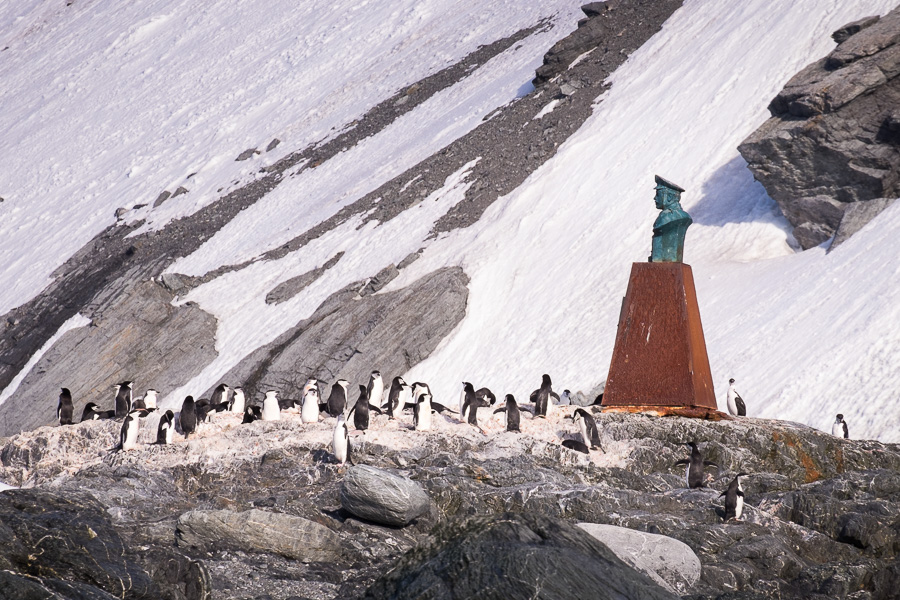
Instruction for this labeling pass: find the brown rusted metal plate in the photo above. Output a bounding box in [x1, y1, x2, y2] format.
[603, 262, 718, 410]
[601, 405, 731, 421]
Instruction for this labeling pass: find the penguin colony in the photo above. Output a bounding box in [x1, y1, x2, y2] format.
[55, 374, 852, 521]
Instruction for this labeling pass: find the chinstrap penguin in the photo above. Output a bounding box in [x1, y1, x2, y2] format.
[530, 374, 557, 418]
[333, 414, 351, 464]
[494, 394, 522, 432]
[570, 408, 602, 450]
[179, 396, 198, 438]
[117, 410, 141, 452]
[301, 386, 320, 423]
[57, 388, 74, 425]
[561, 439, 590, 454]
[721, 472, 748, 521]
[832, 414, 849, 439]
[81, 402, 114, 421]
[366, 371, 384, 411]
[114, 381, 134, 418]
[326, 379, 349, 417]
[726, 378, 746, 417]
[155, 410, 175, 445]
[262, 390, 281, 421]
[230, 387, 246, 414]
[674, 441, 719, 488]
[413, 391, 433, 431]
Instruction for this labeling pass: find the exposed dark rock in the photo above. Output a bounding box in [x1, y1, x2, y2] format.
[2, 411, 900, 599]
[175, 508, 342, 561]
[739, 7, 900, 249]
[216, 267, 468, 402]
[829, 197, 896, 250]
[236, 148, 260, 161]
[153, 190, 172, 208]
[265, 138, 281, 152]
[832, 16, 881, 45]
[340, 465, 430, 527]
[363, 512, 679, 599]
[358, 264, 399, 297]
[264, 252, 344, 305]
[171, 185, 189, 198]
[0, 489, 163, 599]
[0, 280, 217, 435]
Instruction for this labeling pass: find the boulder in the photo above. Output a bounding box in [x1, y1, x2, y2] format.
[175, 508, 341, 562]
[829, 197, 896, 250]
[576, 522, 701, 594]
[739, 7, 900, 249]
[363, 512, 679, 599]
[340, 465, 430, 527]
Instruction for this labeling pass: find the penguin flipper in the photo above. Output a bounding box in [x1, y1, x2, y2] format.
[529, 389, 539, 403]
[674, 459, 690, 466]
[736, 396, 746, 416]
[368, 403, 383, 415]
[431, 402, 455, 414]
[493, 406, 506, 415]
[704, 460, 720, 470]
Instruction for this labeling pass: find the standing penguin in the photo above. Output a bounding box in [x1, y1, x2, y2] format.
[366, 371, 384, 410]
[460, 382, 477, 422]
[674, 442, 719, 488]
[114, 381, 134, 418]
[117, 410, 141, 451]
[832, 414, 849, 439]
[180, 396, 198, 438]
[333, 414, 351, 464]
[348, 384, 383, 431]
[210, 384, 230, 411]
[721, 472, 748, 521]
[326, 380, 349, 417]
[726, 378, 746, 417]
[559, 390, 573, 406]
[57, 388, 74, 425]
[143, 389, 159, 410]
[231, 387, 246, 414]
[493, 394, 522, 432]
[385, 376, 409, 419]
[301, 387, 320, 423]
[155, 410, 175, 445]
[530, 374, 555, 418]
[413, 391, 433, 431]
[262, 390, 281, 421]
[571, 408, 602, 450]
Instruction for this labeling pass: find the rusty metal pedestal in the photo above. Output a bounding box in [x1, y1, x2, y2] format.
[603, 262, 726, 419]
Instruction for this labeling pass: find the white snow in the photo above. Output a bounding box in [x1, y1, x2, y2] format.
[1, 0, 899, 442]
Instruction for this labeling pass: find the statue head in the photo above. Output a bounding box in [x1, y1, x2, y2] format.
[654, 175, 685, 211]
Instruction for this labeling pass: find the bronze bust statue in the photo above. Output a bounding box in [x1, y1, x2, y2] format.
[650, 175, 692, 262]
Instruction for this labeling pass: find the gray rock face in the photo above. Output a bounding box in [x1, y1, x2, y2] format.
[217, 267, 468, 402]
[340, 465, 430, 527]
[577, 522, 701, 594]
[363, 512, 679, 600]
[0, 489, 164, 599]
[264, 251, 344, 305]
[830, 197, 897, 249]
[0, 280, 218, 436]
[176, 508, 341, 562]
[739, 7, 900, 249]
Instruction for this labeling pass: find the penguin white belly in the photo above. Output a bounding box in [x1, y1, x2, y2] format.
[262, 398, 280, 421]
[685, 463, 691, 488]
[458, 389, 466, 415]
[416, 401, 432, 431]
[301, 392, 319, 423]
[231, 392, 245, 414]
[578, 420, 589, 447]
[398, 387, 412, 412]
[122, 419, 140, 451]
[333, 426, 348, 464]
[831, 423, 843, 437]
[165, 422, 174, 444]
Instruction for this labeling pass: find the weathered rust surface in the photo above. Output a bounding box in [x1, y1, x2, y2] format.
[601, 405, 731, 421]
[603, 262, 718, 410]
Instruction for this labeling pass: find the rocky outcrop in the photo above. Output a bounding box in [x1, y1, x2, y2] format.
[175, 508, 342, 561]
[739, 8, 900, 249]
[576, 522, 701, 594]
[340, 465, 431, 527]
[2, 409, 899, 599]
[214, 267, 469, 401]
[0, 280, 218, 436]
[363, 512, 679, 600]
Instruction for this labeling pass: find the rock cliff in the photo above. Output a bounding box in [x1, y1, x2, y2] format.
[739, 8, 900, 250]
[1, 407, 898, 599]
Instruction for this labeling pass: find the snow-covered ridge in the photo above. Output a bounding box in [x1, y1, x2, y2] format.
[1, 0, 898, 442]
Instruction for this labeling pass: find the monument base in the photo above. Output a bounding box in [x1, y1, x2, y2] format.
[601, 405, 730, 421]
[603, 262, 718, 412]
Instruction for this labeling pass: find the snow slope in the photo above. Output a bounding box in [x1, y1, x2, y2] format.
[2, 0, 898, 441]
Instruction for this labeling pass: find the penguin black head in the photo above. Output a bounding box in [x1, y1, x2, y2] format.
[685, 441, 698, 450]
[504, 394, 516, 404]
[371, 370, 381, 377]
[542, 374, 552, 385]
[61, 387, 71, 395]
[462, 382, 474, 393]
[836, 414, 844, 421]
[729, 378, 735, 384]
[359, 384, 367, 394]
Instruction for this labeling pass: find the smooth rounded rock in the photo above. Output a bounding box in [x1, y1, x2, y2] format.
[340, 465, 429, 527]
[577, 522, 701, 594]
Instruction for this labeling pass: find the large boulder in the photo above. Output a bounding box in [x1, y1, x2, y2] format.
[363, 512, 679, 599]
[576, 522, 702, 594]
[738, 7, 900, 249]
[175, 508, 341, 562]
[340, 465, 430, 527]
